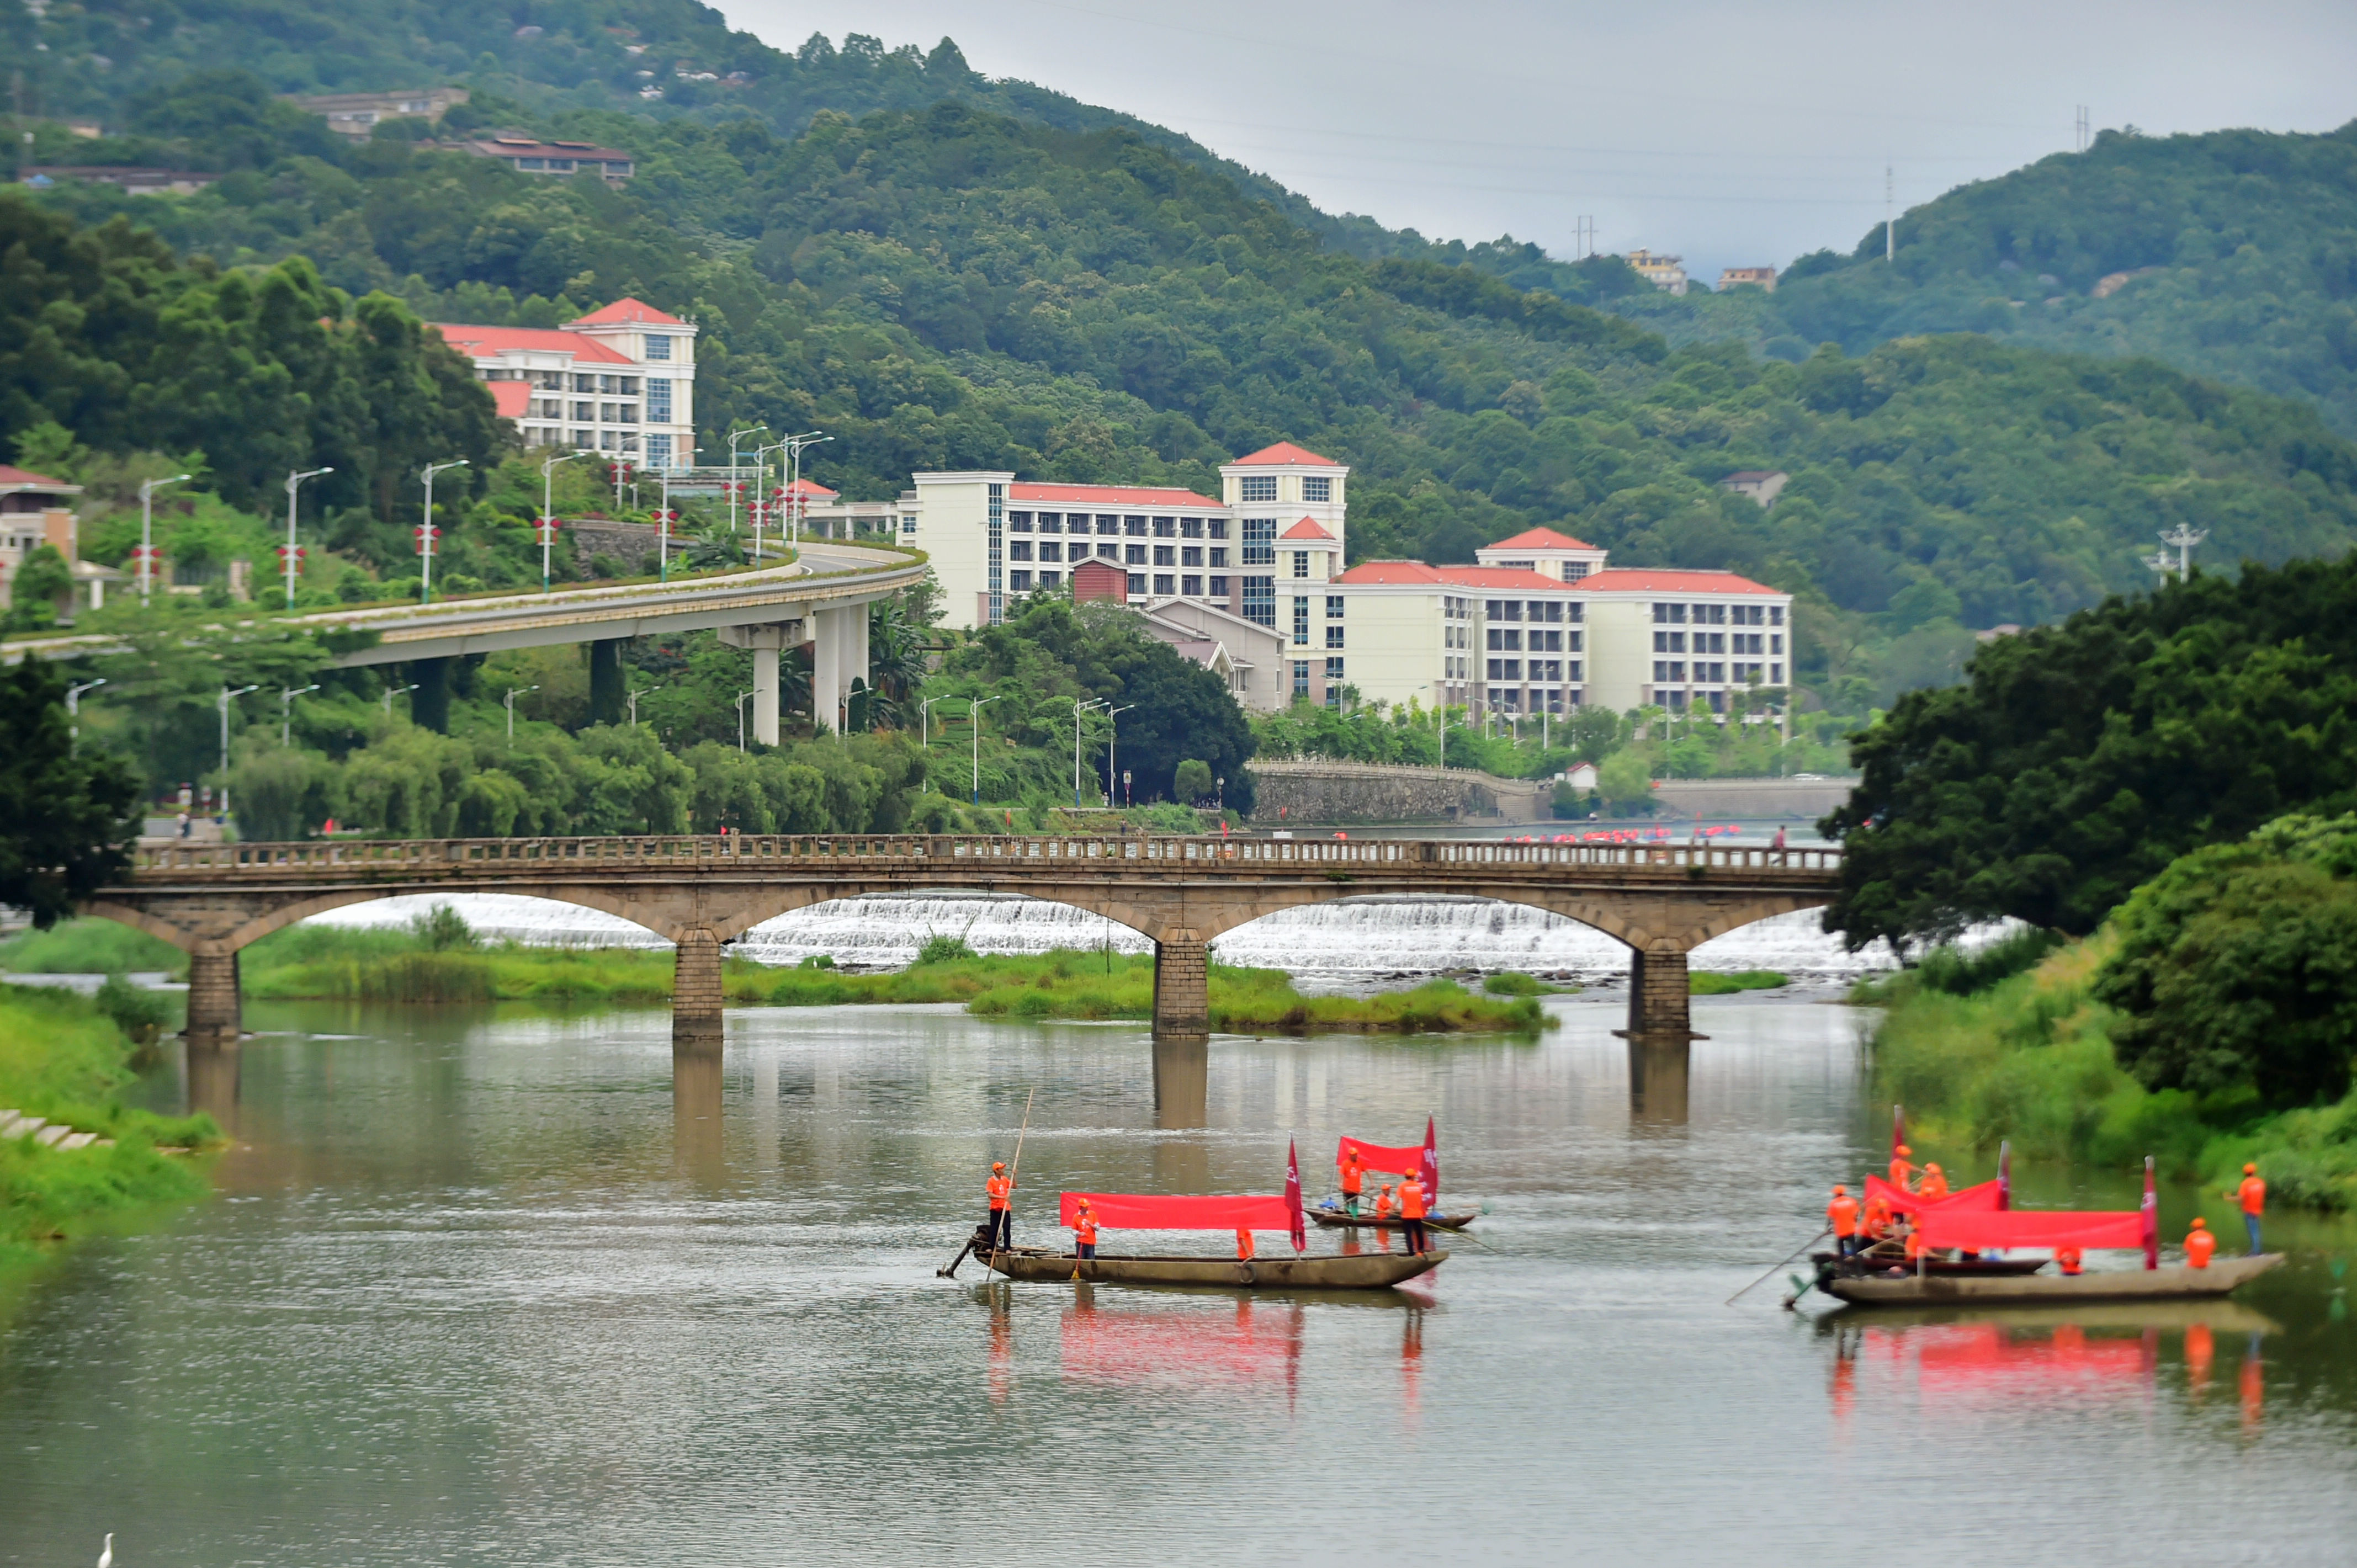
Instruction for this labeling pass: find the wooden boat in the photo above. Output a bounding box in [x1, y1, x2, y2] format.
[978, 1243, 1446, 1290]
[1823, 1252, 2282, 1307]
[1813, 1250, 2047, 1278]
[1312, 1208, 1478, 1232]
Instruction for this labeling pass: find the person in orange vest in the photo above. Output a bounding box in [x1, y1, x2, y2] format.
[1889, 1144, 1917, 1192]
[985, 1161, 1015, 1249]
[1398, 1171, 1430, 1256]
[2183, 1216, 2217, 1269]
[1072, 1198, 1098, 1261]
[2056, 1245, 2084, 1275]
[2229, 1163, 2266, 1255]
[1828, 1185, 1861, 1257]
[1859, 1192, 1893, 1247]
[1373, 1183, 1397, 1221]
[1339, 1147, 1367, 1217]
[1916, 1163, 1950, 1204]
[1235, 1226, 1256, 1262]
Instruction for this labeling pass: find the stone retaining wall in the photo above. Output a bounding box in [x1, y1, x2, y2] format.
[1246, 760, 1548, 823]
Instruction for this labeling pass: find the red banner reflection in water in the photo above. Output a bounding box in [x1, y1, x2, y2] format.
[1861, 1322, 2157, 1406]
[1059, 1295, 1304, 1404]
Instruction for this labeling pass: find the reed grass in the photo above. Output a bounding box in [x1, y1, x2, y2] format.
[1690, 969, 1788, 995]
[0, 918, 187, 977]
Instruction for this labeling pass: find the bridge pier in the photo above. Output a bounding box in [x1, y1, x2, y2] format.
[1618, 945, 1700, 1045]
[1152, 931, 1209, 1037]
[185, 950, 242, 1045]
[411, 657, 452, 733]
[588, 639, 627, 727]
[672, 926, 726, 1048]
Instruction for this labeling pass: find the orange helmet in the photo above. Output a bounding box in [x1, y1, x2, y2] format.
[992, 1162, 1005, 1171]
[1897, 1145, 1912, 1157]
[2244, 1163, 2258, 1174]
[2190, 1217, 2206, 1229]
[1833, 1184, 1847, 1196]
[1924, 1163, 1942, 1175]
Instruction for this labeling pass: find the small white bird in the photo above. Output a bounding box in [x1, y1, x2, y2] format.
[97, 1534, 114, 1568]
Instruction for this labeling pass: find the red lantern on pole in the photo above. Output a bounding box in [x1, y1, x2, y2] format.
[536, 515, 564, 548]
[413, 525, 442, 554]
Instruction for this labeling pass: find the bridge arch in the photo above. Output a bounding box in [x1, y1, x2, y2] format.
[706, 885, 1162, 949]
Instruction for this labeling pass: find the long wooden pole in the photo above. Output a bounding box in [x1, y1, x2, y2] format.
[1001, 1086, 1037, 1258]
[1726, 1226, 1831, 1307]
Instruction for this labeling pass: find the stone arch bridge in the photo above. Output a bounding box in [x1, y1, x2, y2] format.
[95, 834, 1843, 1050]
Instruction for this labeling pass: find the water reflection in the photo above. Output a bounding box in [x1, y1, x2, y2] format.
[1059, 1292, 1303, 1407]
[1626, 1038, 1689, 1124]
[672, 1043, 724, 1187]
[184, 1039, 240, 1134]
[1152, 1032, 1211, 1193]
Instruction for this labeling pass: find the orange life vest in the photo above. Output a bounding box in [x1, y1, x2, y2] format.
[1340, 1156, 1364, 1195]
[2185, 1226, 2216, 1269]
[1399, 1179, 1427, 1220]
[1074, 1211, 1098, 1246]
[1889, 1156, 1916, 1190]
[1917, 1171, 1949, 1204]
[986, 1175, 1012, 1209]
[2238, 1175, 2266, 1215]
[1829, 1194, 1860, 1236]
[1374, 1189, 1395, 1219]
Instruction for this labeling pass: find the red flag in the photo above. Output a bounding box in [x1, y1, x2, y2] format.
[1286, 1140, 1306, 1253]
[1421, 1116, 1440, 1205]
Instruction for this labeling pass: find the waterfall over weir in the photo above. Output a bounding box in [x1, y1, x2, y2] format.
[302, 890, 1904, 981]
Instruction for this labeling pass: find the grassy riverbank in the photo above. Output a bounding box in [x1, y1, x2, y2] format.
[0, 984, 217, 1268]
[229, 921, 1551, 1034]
[1692, 969, 1789, 996]
[1860, 932, 2357, 1210]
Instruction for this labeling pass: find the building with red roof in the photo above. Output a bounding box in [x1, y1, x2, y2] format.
[429, 297, 698, 471]
[1475, 526, 1609, 582]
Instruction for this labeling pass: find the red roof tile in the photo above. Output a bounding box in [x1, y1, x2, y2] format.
[1333, 561, 1446, 586]
[566, 297, 687, 328]
[1484, 526, 1597, 552]
[1435, 566, 1579, 591]
[430, 323, 635, 365]
[0, 465, 78, 492]
[1576, 568, 1783, 595]
[779, 478, 838, 498]
[1230, 440, 1337, 467]
[1010, 482, 1221, 508]
[489, 381, 533, 419]
[1279, 517, 1335, 541]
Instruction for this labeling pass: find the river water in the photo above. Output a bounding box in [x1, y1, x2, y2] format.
[4, 995, 2355, 1566]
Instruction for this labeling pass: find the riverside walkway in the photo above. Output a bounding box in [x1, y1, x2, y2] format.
[95, 833, 1844, 1049]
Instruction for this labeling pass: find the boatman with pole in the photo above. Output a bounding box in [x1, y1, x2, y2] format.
[1398, 1170, 1430, 1256]
[1339, 1146, 1366, 1217]
[2231, 1163, 2266, 1255]
[1828, 1185, 1860, 1257]
[1072, 1199, 1098, 1261]
[986, 1161, 1015, 1250]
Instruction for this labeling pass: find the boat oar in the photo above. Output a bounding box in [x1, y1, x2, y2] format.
[1725, 1227, 1831, 1307]
[999, 1086, 1036, 1263]
[937, 1235, 975, 1279]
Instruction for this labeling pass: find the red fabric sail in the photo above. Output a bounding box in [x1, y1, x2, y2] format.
[1060, 1192, 1296, 1231]
[1338, 1136, 1422, 1176]
[1864, 1175, 2002, 1215]
[1915, 1209, 2146, 1252]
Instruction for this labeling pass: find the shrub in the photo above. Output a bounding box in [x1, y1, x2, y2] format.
[93, 973, 173, 1045]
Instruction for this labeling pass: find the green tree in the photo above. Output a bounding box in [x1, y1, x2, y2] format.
[6, 545, 73, 632]
[0, 661, 140, 927]
[1597, 750, 1654, 813]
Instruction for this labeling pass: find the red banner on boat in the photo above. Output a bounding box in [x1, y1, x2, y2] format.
[1339, 1120, 1440, 1199]
[1864, 1175, 2002, 1215]
[1060, 1192, 1296, 1231]
[1286, 1140, 1307, 1253]
[1915, 1208, 2146, 1252]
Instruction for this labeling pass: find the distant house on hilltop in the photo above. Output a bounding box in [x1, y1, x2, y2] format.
[1718, 470, 1788, 508]
[1625, 249, 1689, 295]
[1717, 265, 1777, 292]
[286, 87, 469, 138]
[457, 136, 634, 182]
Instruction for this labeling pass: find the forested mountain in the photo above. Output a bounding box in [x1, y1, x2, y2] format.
[1615, 123, 2357, 436]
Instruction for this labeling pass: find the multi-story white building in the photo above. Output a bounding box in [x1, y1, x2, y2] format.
[1474, 525, 1609, 581]
[904, 442, 1351, 631]
[1577, 568, 1791, 717]
[431, 299, 697, 470]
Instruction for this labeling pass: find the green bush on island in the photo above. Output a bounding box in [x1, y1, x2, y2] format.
[1482, 971, 1576, 996]
[0, 982, 217, 1264]
[1691, 970, 1790, 996]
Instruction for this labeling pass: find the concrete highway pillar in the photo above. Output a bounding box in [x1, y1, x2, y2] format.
[752, 644, 780, 746]
[672, 926, 725, 1049]
[184, 950, 242, 1046]
[588, 639, 626, 727]
[811, 607, 843, 736]
[411, 657, 451, 734]
[1151, 929, 1210, 1037]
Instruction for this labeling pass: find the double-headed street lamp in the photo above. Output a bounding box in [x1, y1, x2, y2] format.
[627, 684, 662, 728]
[383, 682, 418, 718]
[218, 684, 260, 815]
[727, 425, 769, 534]
[540, 449, 592, 591]
[136, 473, 189, 606]
[1074, 697, 1108, 806]
[505, 685, 539, 743]
[65, 678, 104, 753]
[969, 694, 1003, 805]
[279, 683, 320, 746]
[418, 458, 469, 605]
[281, 467, 333, 609]
[736, 687, 757, 753]
[780, 430, 831, 546]
[1104, 703, 1136, 808]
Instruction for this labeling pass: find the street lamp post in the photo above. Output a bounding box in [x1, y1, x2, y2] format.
[65, 678, 104, 753]
[748, 439, 789, 563]
[727, 426, 768, 535]
[382, 682, 418, 719]
[1104, 703, 1136, 808]
[627, 684, 662, 728]
[1073, 697, 1108, 806]
[418, 458, 469, 605]
[781, 431, 831, 548]
[969, 695, 1003, 805]
[218, 684, 259, 818]
[281, 467, 333, 609]
[279, 683, 320, 746]
[136, 474, 189, 606]
[919, 694, 943, 752]
[736, 688, 757, 753]
[504, 685, 539, 744]
[540, 450, 590, 591]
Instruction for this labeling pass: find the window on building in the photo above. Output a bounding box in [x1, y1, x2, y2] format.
[1325, 624, 1344, 649]
[1241, 475, 1278, 503]
[1040, 571, 1061, 588]
[1153, 516, 1177, 538]
[1770, 605, 1785, 625]
[1303, 475, 1331, 503]
[1126, 544, 1146, 565]
[1009, 570, 1032, 591]
[572, 401, 594, 422]
[646, 433, 673, 470]
[1181, 518, 1204, 539]
[1154, 573, 1176, 596]
[1010, 540, 1033, 562]
[1292, 660, 1310, 698]
[1707, 690, 1727, 713]
[1291, 551, 1309, 579]
[1208, 519, 1229, 540]
[1208, 548, 1228, 568]
[1770, 662, 1782, 683]
[1009, 512, 1033, 532]
[1096, 514, 1118, 535]
[1770, 634, 1783, 655]
[1124, 515, 1148, 536]
[646, 379, 672, 422]
[1208, 575, 1229, 597]
[1153, 545, 1176, 567]
[1038, 542, 1061, 562]
[901, 514, 917, 536]
[1181, 574, 1202, 596]
[1127, 573, 1147, 596]
[1181, 546, 1203, 567]
[1037, 513, 1062, 534]
[644, 335, 671, 361]
[987, 481, 1004, 625]
[1325, 596, 1344, 619]
[1241, 519, 1276, 565]
[1292, 596, 1310, 645]
[1097, 542, 1121, 560]
[616, 405, 638, 425]
[1242, 576, 1276, 626]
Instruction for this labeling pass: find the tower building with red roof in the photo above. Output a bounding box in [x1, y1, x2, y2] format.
[429, 298, 698, 471]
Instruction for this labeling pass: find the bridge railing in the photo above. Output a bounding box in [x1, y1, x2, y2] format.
[128, 835, 1842, 878]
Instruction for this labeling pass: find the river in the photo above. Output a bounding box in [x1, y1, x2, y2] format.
[4, 993, 2354, 1565]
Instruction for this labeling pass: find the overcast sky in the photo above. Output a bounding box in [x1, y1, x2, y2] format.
[718, 0, 2357, 283]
